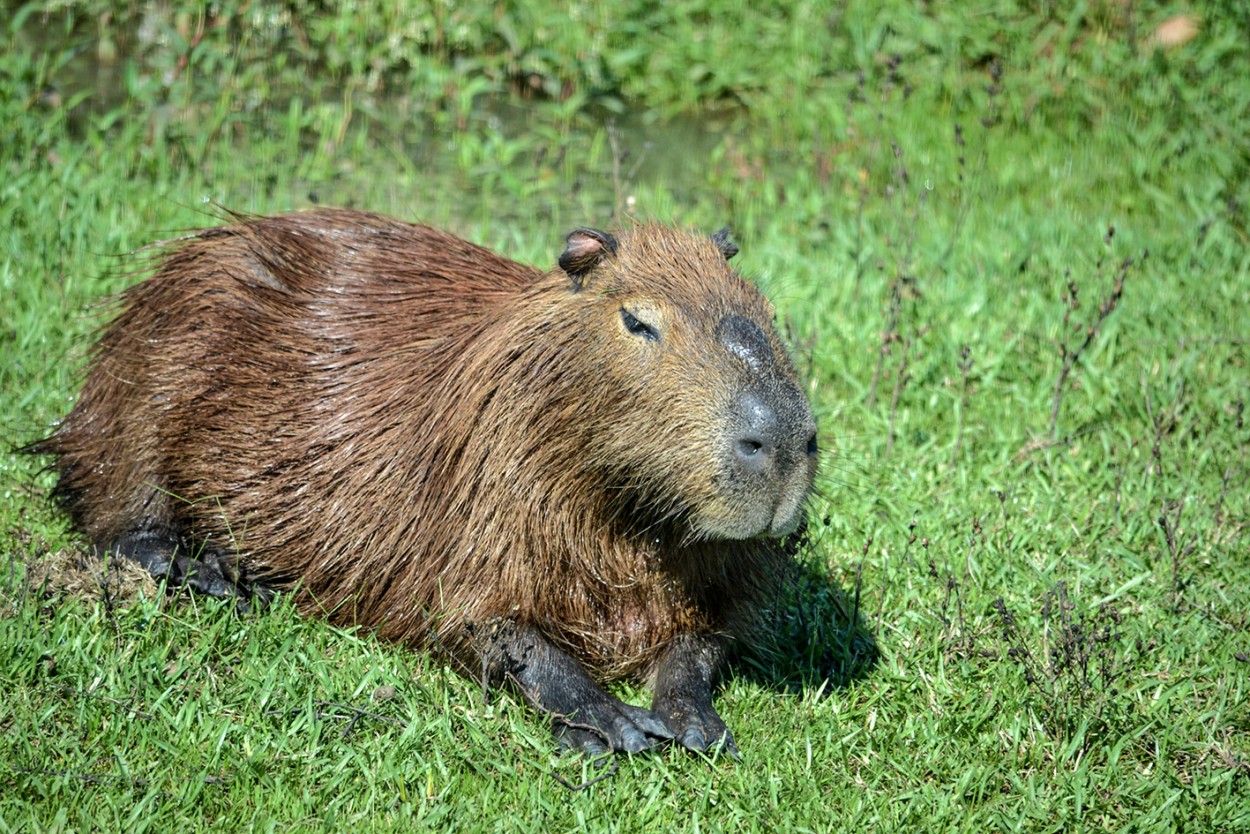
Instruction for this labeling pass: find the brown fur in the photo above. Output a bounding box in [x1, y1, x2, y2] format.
[35, 209, 814, 683]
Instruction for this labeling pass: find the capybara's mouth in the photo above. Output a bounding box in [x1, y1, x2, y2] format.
[692, 471, 813, 541]
[769, 496, 809, 538]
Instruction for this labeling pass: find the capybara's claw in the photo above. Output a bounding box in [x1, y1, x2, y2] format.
[617, 703, 675, 743]
[557, 705, 669, 755]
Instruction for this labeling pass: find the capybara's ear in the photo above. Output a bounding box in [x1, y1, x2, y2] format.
[559, 228, 618, 287]
[711, 227, 739, 261]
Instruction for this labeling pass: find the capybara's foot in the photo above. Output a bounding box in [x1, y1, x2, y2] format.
[102, 530, 274, 611]
[654, 694, 738, 757]
[475, 619, 674, 754]
[103, 529, 180, 578]
[652, 634, 740, 757]
[553, 696, 673, 755]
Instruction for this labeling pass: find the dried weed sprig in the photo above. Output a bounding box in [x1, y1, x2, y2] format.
[1047, 227, 1142, 443]
[950, 343, 974, 465]
[993, 585, 1140, 749]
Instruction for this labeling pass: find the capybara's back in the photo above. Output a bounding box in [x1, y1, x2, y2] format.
[34, 208, 818, 755]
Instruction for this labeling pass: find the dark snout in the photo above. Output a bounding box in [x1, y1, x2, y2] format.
[713, 315, 818, 539]
[731, 390, 817, 478]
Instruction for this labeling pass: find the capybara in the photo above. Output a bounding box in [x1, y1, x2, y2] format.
[31, 209, 818, 755]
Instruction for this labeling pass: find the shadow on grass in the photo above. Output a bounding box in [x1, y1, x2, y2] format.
[733, 544, 879, 696]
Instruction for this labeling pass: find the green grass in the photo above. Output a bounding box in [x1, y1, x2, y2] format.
[3, 1, 1249, 831]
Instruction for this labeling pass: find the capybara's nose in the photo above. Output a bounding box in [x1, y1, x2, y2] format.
[719, 312, 816, 481]
[729, 389, 814, 477]
[732, 392, 780, 475]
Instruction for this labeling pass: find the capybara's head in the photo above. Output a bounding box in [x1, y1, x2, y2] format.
[552, 223, 817, 542]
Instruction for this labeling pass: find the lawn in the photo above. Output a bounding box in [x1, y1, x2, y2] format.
[2, 2, 1248, 831]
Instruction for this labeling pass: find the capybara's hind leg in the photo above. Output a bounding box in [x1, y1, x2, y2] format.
[476, 620, 674, 755]
[102, 529, 274, 608]
[101, 528, 181, 579]
[102, 528, 228, 595]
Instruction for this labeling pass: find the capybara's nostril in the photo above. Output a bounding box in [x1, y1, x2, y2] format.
[806, 432, 818, 457]
[735, 436, 768, 468]
[732, 393, 780, 474]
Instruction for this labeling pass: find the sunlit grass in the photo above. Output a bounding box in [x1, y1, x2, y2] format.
[2, 2, 1248, 831]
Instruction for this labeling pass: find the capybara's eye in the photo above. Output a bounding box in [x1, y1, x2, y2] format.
[620, 308, 659, 341]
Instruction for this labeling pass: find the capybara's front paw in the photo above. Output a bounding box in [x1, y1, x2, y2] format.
[654, 694, 739, 757]
[554, 698, 674, 755]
